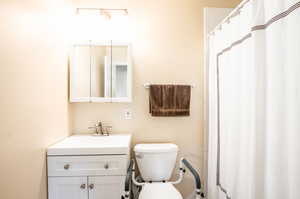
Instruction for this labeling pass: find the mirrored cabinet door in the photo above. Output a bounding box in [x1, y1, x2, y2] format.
[70, 45, 91, 102]
[111, 43, 132, 102]
[90, 44, 111, 102]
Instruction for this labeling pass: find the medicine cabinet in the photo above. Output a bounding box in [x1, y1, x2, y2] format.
[70, 41, 132, 103]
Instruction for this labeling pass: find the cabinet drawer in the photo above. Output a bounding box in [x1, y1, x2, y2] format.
[48, 155, 128, 177]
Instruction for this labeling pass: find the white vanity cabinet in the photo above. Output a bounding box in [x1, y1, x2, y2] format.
[47, 135, 131, 199]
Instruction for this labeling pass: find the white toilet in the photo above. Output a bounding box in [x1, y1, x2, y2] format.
[134, 143, 183, 199]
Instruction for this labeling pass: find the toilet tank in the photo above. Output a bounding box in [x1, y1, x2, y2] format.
[134, 144, 178, 182]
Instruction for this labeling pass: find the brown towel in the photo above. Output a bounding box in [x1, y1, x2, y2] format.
[149, 84, 191, 116]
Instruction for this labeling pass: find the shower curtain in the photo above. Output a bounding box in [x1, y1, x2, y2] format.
[207, 0, 300, 199]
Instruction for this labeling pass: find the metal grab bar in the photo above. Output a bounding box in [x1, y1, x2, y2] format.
[181, 158, 205, 198]
[122, 159, 134, 199]
[182, 158, 201, 189]
[125, 159, 134, 192]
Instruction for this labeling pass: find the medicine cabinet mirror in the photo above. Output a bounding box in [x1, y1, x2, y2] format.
[70, 41, 132, 103]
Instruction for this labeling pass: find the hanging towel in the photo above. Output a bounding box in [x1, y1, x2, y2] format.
[149, 84, 191, 116]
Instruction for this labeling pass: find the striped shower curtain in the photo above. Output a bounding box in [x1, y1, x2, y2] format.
[207, 0, 300, 199]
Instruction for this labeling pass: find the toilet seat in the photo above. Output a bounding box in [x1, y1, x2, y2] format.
[139, 183, 183, 199]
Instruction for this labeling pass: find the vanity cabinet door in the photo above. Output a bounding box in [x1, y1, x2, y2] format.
[88, 176, 125, 199]
[48, 177, 88, 199]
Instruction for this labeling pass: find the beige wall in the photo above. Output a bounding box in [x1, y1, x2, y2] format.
[0, 1, 72, 199]
[70, 0, 240, 197]
[0, 0, 241, 199]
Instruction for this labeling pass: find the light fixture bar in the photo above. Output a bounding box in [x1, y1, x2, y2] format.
[76, 8, 128, 15]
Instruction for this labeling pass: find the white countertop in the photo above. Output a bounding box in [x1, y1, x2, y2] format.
[47, 134, 132, 156]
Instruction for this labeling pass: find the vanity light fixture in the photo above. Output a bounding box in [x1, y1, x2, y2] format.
[76, 8, 128, 20]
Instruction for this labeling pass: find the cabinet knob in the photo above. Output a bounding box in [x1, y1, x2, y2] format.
[104, 163, 109, 169]
[64, 164, 70, 170]
[89, 184, 94, 190]
[80, 184, 86, 189]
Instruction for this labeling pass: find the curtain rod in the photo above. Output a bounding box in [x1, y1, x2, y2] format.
[143, 83, 195, 88]
[209, 0, 250, 36]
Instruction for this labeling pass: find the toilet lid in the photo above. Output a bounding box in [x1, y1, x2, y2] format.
[134, 144, 178, 153]
[139, 183, 183, 199]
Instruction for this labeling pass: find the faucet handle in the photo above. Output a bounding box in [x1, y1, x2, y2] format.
[103, 125, 112, 135]
[88, 126, 96, 130]
[88, 125, 97, 134]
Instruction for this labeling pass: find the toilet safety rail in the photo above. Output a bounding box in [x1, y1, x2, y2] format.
[121, 158, 205, 199]
[181, 158, 205, 198]
[122, 159, 134, 199]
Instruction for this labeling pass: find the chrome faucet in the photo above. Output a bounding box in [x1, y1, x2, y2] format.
[88, 121, 104, 135]
[88, 121, 110, 136]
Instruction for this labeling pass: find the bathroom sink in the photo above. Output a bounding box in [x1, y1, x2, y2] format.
[47, 134, 131, 156]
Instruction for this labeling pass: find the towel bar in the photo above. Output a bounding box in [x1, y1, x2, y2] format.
[143, 83, 195, 89]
